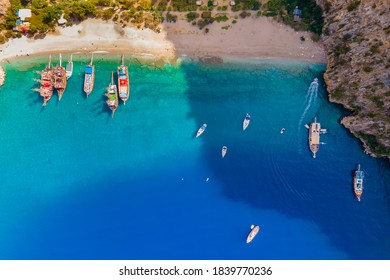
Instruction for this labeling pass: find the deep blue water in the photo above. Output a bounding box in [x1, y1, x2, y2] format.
[0, 56, 389, 260]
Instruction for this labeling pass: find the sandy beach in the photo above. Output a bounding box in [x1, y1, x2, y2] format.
[0, 16, 326, 64]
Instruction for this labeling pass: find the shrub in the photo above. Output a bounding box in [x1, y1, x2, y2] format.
[201, 11, 212, 18]
[239, 11, 248, 19]
[332, 87, 345, 99]
[347, 1, 361, 12]
[187, 12, 199, 21]
[214, 14, 228, 22]
[311, 33, 320, 42]
[101, 8, 115, 20]
[363, 66, 372, 72]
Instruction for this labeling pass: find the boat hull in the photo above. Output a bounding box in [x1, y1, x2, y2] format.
[222, 146, 227, 158]
[53, 66, 67, 100]
[118, 65, 130, 104]
[105, 84, 119, 118]
[309, 119, 320, 158]
[84, 65, 95, 96]
[354, 165, 364, 202]
[196, 124, 207, 138]
[66, 61, 73, 80]
[40, 67, 53, 106]
[243, 114, 250, 131]
[246, 225, 260, 243]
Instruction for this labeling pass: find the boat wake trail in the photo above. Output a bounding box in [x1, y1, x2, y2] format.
[298, 78, 319, 153]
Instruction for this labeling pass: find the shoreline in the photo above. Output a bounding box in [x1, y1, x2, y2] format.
[0, 17, 327, 65]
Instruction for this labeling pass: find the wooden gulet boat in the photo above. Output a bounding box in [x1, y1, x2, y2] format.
[105, 72, 119, 118]
[33, 55, 53, 106]
[354, 164, 364, 202]
[84, 54, 95, 97]
[117, 54, 130, 104]
[53, 53, 67, 101]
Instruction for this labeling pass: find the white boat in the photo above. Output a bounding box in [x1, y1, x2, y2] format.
[196, 124, 207, 138]
[222, 146, 227, 158]
[280, 128, 285, 134]
[308, 117, 320, 158]
[246, 225, 260, 243]
[243, 113, 250, 131]
[84, 54, 94, 96]
[66, 54, 73, 80]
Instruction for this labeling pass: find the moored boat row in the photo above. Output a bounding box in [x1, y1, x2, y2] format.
[33, 54, 131, 113]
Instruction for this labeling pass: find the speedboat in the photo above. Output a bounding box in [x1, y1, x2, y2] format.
[222, 146, 227, 158]
[354, 164, 364, 202]
[196, 124, 207, 138]
[246, 225, 260, 243]
[243, 113, 250, 131]
[280, 128, 285, 134]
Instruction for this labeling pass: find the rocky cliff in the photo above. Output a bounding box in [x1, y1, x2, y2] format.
[319, 0, 390, 158]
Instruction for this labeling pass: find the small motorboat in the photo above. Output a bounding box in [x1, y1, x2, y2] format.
[243, 113, 250, 131]
[196, 123, 207, 138]
[222, 146, 227, 158]
[280, 128, 285, 134]
[246, 224, 260, 243]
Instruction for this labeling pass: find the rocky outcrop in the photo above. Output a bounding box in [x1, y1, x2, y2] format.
[320, 0, 390, 158]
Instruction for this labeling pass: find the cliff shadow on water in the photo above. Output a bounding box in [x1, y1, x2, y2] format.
[177, 58, 390, 260]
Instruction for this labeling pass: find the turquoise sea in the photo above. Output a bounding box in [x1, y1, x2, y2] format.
[0, 55, 389, 260]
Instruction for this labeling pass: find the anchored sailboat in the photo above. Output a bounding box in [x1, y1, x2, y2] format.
[53, 53, 67, 101]
[84, 54, 95, 96]
[354, 164, 364, 202]
[307, 117, 327, 158]
[105, 72, 119, 118]
[66, 54, 73, 80]
[117, 54, 130, 104]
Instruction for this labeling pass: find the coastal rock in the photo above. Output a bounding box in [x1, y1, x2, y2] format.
[320, 0, 390, 159]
